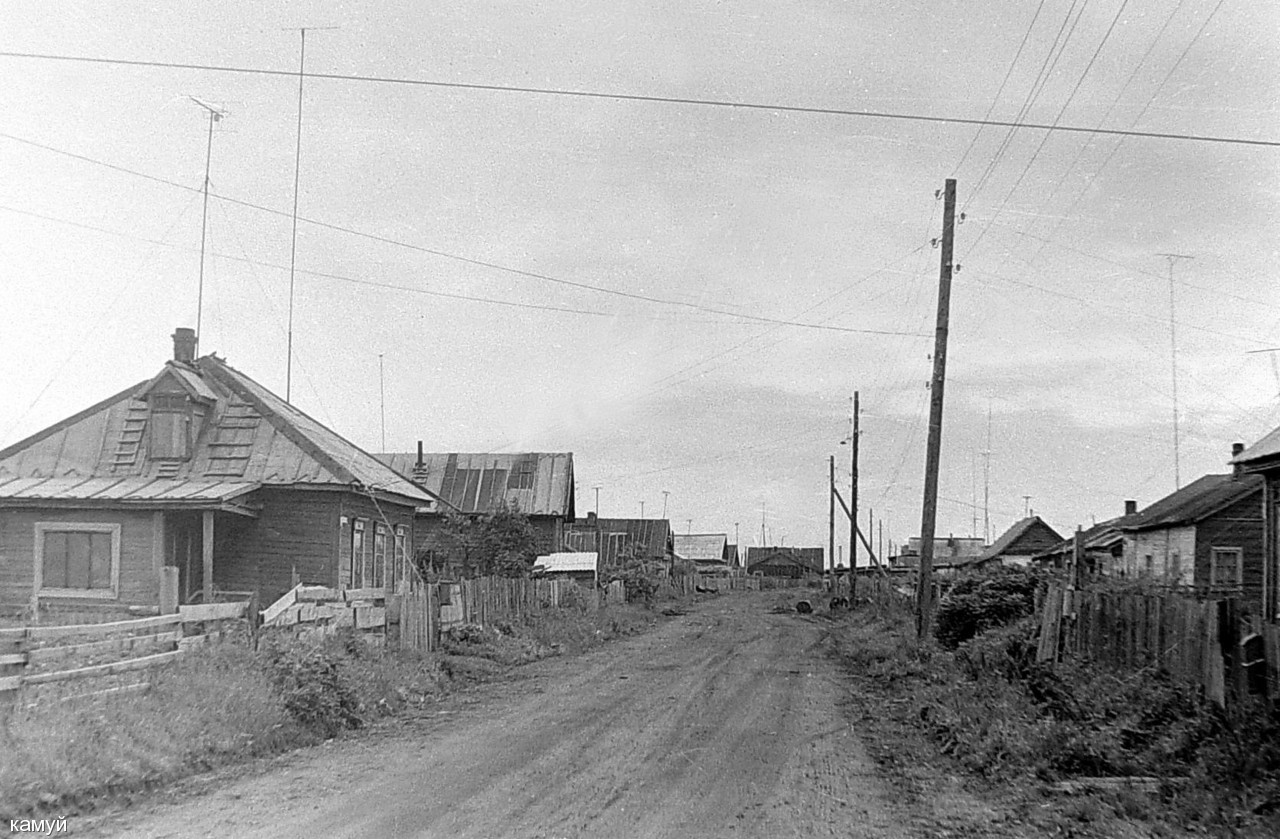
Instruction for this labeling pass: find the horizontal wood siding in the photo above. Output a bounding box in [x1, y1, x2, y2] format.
[214, 489, 340, 607]
[340, 494, 416, 588]
[0, 509, 158, 609]
[1196, 491, 1265, 614]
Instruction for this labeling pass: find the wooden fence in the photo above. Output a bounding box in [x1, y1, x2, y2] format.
[1037, 584, 1280, 707]
[0, 601, 249, 706]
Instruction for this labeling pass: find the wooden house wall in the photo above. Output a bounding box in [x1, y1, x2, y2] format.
[1195, 491, 1265, 613]
[0, 508, 158, 610]
[213, 488, 341, 607]
[338, 492, 416, 587]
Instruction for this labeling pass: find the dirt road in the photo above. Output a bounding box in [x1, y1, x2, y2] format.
[84, 592, 913, 838]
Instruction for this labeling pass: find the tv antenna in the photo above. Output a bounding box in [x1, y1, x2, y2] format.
[188, 96, 228, 356]
[1157, 253, 1194, 489]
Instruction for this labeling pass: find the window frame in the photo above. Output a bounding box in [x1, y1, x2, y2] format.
[148, 393, 193, 461]
[351, 518, 367, 589]
[1209, 547, 1244, 591]
[373, 523, 388, 589]
[33, 522, 122, 599]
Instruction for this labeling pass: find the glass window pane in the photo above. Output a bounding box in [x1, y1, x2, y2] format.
[67, 533, 93, 589]
[43, 531, 69, 588]
[89, 532, 112, 589]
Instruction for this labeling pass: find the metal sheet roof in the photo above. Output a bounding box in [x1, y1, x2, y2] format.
[377, 452, 573, 516]
[974, 516, 1062, 562]
[1235, 427, 1280, 468]
[533, 552, 598, 574]
[0, 475, 258, 505]
[745, 547, 824, 573]
[1121, 473, 1262, 531]
[673, 533, 728, 561]
[0, 354, 434, 507]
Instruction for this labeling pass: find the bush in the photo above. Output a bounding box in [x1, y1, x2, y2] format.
[261, 639, 363, 737]
[934, 566, 1042, 648]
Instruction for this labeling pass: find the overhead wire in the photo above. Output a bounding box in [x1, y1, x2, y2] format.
[0, 50, 1274, 148]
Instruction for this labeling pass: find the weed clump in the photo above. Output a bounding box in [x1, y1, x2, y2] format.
[934, 566, 1042, 648]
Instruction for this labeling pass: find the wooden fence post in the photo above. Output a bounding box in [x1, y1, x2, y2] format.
[0, 628, 27, 707]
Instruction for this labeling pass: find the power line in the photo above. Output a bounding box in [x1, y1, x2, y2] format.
[0, 131, 918, 337]
[0, 50, 1275, 148]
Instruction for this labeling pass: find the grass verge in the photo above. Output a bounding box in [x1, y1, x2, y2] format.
[0, 600, 667, 822]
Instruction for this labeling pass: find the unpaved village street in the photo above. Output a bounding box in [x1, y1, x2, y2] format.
[82, 592, 914, 839]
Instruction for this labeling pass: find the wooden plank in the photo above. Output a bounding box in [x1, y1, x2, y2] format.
[27, 630, 181, 664]
[23, 650, 182, 686]
[1204, 602, 1225, 707]
[0, 653, 27, 666]
[356, 606, 386, 630]
[1036, 585, 1062, 663]
[26, 613, 181, 641]
[179, 601, 248, 623]
[0, 627, 27, 641]
[202, 510, 215, 602]
[297, 586, 341, 603]
[261, 584, 302, 625]
[343, 587, 386, 603]
[0, 674, 23, 691]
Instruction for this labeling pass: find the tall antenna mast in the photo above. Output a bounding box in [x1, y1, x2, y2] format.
[983, 400, 991, 543]
[1157, 253, 1193, 489]
[378, 353, 386, 452]
[283, 26, 336, 403]
[189, 96, 226, 356]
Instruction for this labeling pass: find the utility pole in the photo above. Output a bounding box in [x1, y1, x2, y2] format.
[850, 391, 859, 600]
[686, 518, 693, 535]
[189, 97, 226, 356]
[983, 402, 992, 543]
[662, 490, 670, 520]
[593, 485, 601, 516]
[760, 502, 766, 547]
[640, 501, 645, 520]
[917, 178, 957, 642]
[378, 353, 386, 452]
[1158, 253, 1193, 489]
[829, 455, 836, 574]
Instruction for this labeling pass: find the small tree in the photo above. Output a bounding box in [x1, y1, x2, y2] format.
[428, 501, 540, 579]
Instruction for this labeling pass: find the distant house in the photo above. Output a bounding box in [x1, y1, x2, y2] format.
[376, 450, 574, 574]
[563, 515, 674, 571]
[966, 517, 1062, 569]
[725, 543, 741, 568]
[1233, 436, 1280, 621]
[1033, 501, 1136, 576]
[892, 536, 985, 573]
[0, 328, 438, 620]
[1120, 455, 1264, 614]
[674, 533, 730, 571]
[532, 552, 598, 586]
[746, 546, 823, 578]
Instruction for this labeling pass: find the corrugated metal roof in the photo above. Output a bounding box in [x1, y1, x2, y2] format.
[0, 354, 434, 506]
[563, 518, 672, 563]
[0, 475, 257, 504]
[376, 452, 573, 516]
[1121, 473, 1262, 531]
[533, 552, 598, 574]
[673, 533, 728, 561]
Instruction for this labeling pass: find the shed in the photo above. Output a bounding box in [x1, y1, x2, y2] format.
[532, 552, 599, 586]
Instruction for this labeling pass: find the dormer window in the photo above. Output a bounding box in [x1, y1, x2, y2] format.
[150, 393, 193, 460]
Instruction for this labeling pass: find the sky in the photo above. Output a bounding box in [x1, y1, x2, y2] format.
[1, 1, 1278, 564]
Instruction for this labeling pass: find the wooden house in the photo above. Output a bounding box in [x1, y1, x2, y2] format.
[563, 515, 674, 572]
[746, 546, 824, 578]
[1234, 435, 1280, 622]
[1121, 453, 1264, 614]
[674, 533, 731, 572]
[1032, 501, 1135, 576]
[962, 516, 1062, 570]
[891, 536, 985, 574]
[0, 328, 438, 621]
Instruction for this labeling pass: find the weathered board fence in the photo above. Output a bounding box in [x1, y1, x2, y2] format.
[1037, 584, 1280, 708]
[0, 601, 249, 706]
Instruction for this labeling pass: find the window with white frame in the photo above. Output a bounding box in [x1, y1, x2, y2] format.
[352, 519, 367, 588]
[1209, 547, 1243, 591]
[373, 523, 388, 589]
[35, 523, 121, 598]
[393, 525, 408, 585]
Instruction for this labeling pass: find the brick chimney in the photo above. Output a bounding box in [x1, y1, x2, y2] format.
[172, 327, 197, 364]
[1124, 499, 1137, 516]
[1232, 442, 1245, 477]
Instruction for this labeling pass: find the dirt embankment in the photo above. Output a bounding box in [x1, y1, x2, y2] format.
[80, 592, 926, 839]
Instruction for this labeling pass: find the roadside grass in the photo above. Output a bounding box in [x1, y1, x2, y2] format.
[0, 599, 671, 821]
[830, 606, 1280, 837]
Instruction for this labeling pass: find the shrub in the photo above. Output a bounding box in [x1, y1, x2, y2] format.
[261, 639, 363, 737]
[934, 566, 1042, 648]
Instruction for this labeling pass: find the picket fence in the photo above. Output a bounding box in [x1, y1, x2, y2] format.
[0, 601, 249, 705]
[1037, 584, 1280, 708]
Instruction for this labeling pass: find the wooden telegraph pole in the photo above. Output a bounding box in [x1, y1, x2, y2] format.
[917, 179, 957, 641]
[850, 391, 859, 601]
[829, 455, 836, 575]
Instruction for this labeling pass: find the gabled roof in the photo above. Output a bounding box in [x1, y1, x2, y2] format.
[564, 517, 673, 562]
[377, 452, 573, 517]
[673, 533, 728, 562]
[0, 354, 434, 507]
[1121, 473, 1263, 531]
[975, 516, 1062, 562]
[746, 546, 824, 573]
[1234, 427, 1280, 469]
[1033, 516, 1130, 561]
